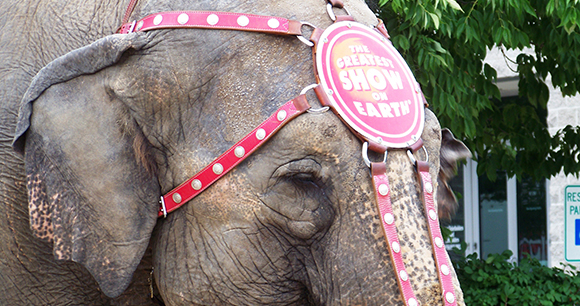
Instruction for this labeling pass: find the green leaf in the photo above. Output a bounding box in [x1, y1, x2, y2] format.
[442, 0, 464, 12]
[429, 12, 441, 29]
[375, 0, 580, 180]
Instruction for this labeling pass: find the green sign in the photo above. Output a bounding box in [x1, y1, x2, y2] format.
[565, 186, 580, 261]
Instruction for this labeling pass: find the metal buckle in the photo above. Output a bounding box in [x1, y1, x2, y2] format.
[326, 2, 351, 21]
[362, 142, 387, 168]
[127, 20, 137, 34]
[159, 196, 167, 218]
[297, 22, 316, 47]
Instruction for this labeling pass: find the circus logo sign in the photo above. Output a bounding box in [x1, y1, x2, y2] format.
[316, 22, 425, 148]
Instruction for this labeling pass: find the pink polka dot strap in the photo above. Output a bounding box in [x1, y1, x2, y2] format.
[118, 11, 304, 36]
[371, 162, 419, 306]
[416, 161, 457, 306]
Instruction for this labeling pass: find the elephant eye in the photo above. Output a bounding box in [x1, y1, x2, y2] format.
[272, 158, 324, 189]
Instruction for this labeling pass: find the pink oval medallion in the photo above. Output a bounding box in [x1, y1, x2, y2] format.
[316, 22, 424, 149]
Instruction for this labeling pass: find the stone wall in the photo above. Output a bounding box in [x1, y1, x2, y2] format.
[485, 47, 580, 268]
[546, 84, 580, 268]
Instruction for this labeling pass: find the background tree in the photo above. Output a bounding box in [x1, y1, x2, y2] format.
[373, 0, 580, 180]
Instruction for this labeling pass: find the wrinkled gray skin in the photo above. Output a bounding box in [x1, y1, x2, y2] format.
[0, 1, 159, 305]
[2, 0, 470, 305]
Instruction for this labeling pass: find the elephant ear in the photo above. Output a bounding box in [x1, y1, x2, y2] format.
[12, 34, 159, 298]
[437, 128, 472, 221]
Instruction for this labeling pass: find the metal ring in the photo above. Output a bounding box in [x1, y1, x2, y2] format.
[159, 196, 167, 218]
[127, 20, 137, 33]
[406, 150, 416, 166]
[307, 106, 330, 114]
[297, 21, 316, 47]
[362, 142, 387, 168]
[326, 2, 352, 21]
[407, 147, 429, 166]
[300, 84, 330, 114]
[300, 83, 319, 95]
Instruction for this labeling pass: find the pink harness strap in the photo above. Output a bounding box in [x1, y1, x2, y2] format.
[118, 11, 303, 36]
[416, 161, 457, 305]
[371, 162, 419, 306]
[159, 95, 310, 217]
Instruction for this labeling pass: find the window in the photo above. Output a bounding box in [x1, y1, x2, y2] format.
[443, 160, 548, 264]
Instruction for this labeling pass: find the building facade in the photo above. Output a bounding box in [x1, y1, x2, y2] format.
[443, 48, 580, 269]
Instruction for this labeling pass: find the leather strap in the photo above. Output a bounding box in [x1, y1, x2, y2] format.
[122, 0, 139, 24]
[416, 161, 457, 305]
[159, 95, 311, 217]
[371, 162, 418, 306]
[375, 18, 390, 39]
[118, 11, 304, 35]
[328, 0, 344, 8]
[335, 15, 355, 22]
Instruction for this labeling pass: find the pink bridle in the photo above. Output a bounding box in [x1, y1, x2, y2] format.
[118, 1, 458, 305]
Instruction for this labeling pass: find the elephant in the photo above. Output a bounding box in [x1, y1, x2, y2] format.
[1, 0, 471, 305]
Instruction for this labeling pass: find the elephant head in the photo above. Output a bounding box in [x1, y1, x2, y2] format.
[12, 0, 470, 304]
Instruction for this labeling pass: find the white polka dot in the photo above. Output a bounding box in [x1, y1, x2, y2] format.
[234, 146, 245, 158]
[277, 110, 287, 121]
[441, 264, 450, 275]
[268, 18, 280, 29]
[425, 182, 433, 193]
[153, 15, 163, 26]
[408, 298, 418, 306]
[445, 292, 455, 303]
[213, 163, 224, 175]
[429, 209, 437, 221]
[191, 179, 202, 190]
[256, 129, 266, 140]
[383, 213, 394, 225]
[435, 237, 443, 248]
[378, 184, 389, 196]
[237, 15, 250, 27]
[177, 13, 189, 25]
[207, 14, 219, 25]
[392, 242, 400, 253]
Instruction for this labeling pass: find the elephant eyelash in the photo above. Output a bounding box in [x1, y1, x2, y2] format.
[285, 171, 321, 187]
[272, 159, 325, 189]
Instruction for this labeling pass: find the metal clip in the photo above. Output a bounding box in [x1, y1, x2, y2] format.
[326, 2, 351, 21]
[159, 196, 167, 218]
[297, 22, 316, 47]
[407, 146, 429, 166]
[362, 142, 387, 168]
[127, 20, 137, 34]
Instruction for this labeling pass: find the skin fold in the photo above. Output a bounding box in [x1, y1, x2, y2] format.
[2, 0, 469, 305]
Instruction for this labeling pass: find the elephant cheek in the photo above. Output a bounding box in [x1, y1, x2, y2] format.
[258, 187, 335, 240]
